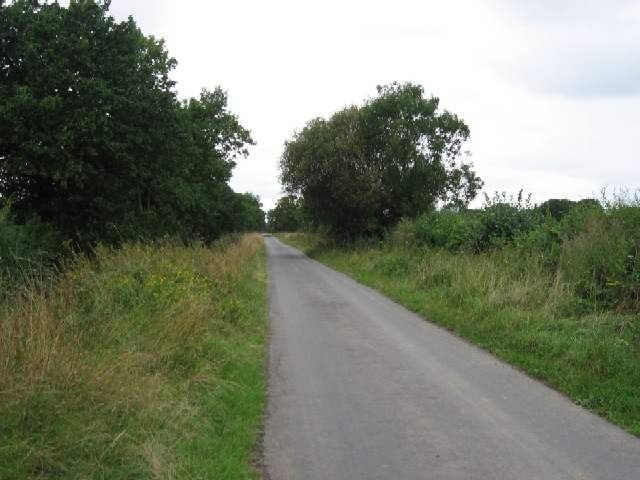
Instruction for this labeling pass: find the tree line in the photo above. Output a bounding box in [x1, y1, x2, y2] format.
[0, 0, 264, 272]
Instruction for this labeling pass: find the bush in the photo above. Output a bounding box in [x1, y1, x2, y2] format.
[410, 191, 543, 254]
[557, 191, 640, 313]
[558, 199, 605, 241]
[0, 203, 67, 285]
[381, 188, 640, 314]
[515, 217, 562, 269]
[475, 191, 542, 251]
[411, 209, 480, 252]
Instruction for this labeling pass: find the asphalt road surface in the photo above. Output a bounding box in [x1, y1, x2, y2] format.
[262, 236, 640, 479]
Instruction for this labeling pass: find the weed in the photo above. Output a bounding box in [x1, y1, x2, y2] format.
[0, 234, 267, 479]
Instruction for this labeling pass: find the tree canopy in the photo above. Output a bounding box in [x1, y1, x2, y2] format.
[278, 82, 483, 238]
[0, 0, 261, 246]
[267, 195, 303, 232]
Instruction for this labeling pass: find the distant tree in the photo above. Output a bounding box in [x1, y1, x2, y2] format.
[537, 199, 577, 221]
[536, 198, 603, 225]
[359, 83, 481, 222]
[230, 193, 265, 232]
[267, 195, 303, 232]
[279, 82, 482, 238]
[576, 198, 602, 210]
[171, 88, 254, 238]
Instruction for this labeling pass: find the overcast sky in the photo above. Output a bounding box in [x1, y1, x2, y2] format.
[69, 0, 640, 211]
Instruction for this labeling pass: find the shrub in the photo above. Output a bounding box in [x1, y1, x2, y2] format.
[558, 199, 605, 241]
[384, 188, 640, 314]
[515, 217, 562, 269]
[411, 209, 480, 252]
[0, 203, 67, 285]
[558, 193, 640, 313]
[475, 191, 542, 251]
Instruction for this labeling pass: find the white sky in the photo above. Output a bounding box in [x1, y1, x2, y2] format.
[68, 0, 640, 211]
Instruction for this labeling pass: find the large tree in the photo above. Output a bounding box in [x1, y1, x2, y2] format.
[279, 82, 483, 238]
[160, 88, 254, 240]
[0, 1, 255, 243]
[0, 0, 178, 241]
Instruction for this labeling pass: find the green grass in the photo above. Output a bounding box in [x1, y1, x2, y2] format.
[279, 232, 640, 437]
[0, 234, 267, 479]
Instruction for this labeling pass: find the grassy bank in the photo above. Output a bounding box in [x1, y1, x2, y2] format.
[0, 234, 267, 479]
[279, 232, 640, 437]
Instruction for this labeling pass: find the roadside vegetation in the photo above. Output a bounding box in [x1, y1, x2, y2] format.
[278, 189, 640, 437]
[4, 3, 637, 473]
[0, 234, 267, 479]
[1, 3, 271, 477]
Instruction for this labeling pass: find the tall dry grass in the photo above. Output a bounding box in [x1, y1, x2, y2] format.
[0, 233, 267, 479]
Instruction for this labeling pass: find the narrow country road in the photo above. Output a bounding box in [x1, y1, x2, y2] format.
[262, 237, 640, 479]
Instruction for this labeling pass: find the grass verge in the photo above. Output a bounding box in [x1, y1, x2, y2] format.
[0, 234, 267, 479]
[279, 232, 640, 437]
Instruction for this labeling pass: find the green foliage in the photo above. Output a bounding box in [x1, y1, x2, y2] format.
[516, 217, 562, 268]
[1, 0, 177, 240]
[411, 209, 481, 252]
[558, 190, 640, 313]
[0, 201, 66, 284]
[555, 198, 605, 240]
[537, 198, 578, 221]
[267, 195, 304, 232]
[181, 88, 253, 186]
[279, 82, 483, 238]
[229, 192, 266, 232]
[476, 191, 541, 250]
[410, 191, 544, 254]
[385, 186, 640, 314]
[0, 234, 267, 479]
[360, 83, 480, 218]
[390, 188, 640, 314]
[0, 1, 259, 251]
